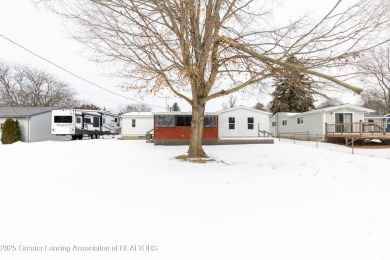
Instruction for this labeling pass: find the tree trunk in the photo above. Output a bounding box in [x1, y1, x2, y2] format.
[188, 101, 207, 158]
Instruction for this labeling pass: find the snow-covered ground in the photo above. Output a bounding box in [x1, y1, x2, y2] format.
[1, 139, 390, 260]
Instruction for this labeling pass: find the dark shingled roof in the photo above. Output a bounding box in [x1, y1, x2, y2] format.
[0, 107, 65, 118]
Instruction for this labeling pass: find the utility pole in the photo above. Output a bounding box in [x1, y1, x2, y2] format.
[162, 95, 171, 111]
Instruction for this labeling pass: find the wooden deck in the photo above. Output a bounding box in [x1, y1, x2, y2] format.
[325, 121, 390, 142]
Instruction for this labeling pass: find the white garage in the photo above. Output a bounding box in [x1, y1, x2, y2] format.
[0, 107, 69, 142]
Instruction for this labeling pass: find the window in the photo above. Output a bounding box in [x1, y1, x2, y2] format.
[297, 117, 304, 124]
[156, 115, 175, 127]
[76, 117, 81, 124]
[248, 117, 254, 130]
[272, 122, 276, 127]
[282, 120, 287, 126]
[176, 115, 192, 126]
[229, 117, 235, 129]
[204, 115, 217, 127]
[132, 119, 136, 127]
[155, 114, 217, 127]
[84, 117, 92, 124]
[54, 116, 72, 123]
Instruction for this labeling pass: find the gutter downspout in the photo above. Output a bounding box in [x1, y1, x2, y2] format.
[319, 111, 325, 141]
[27, 116, 30, 142]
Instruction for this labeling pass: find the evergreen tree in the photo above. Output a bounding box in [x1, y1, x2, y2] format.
[1, 118, 21, 144]
[270, 56, 316, 114]
[171, 102, 181, 112]
[253, 102, 266, 111]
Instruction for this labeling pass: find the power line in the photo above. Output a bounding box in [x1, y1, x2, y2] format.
[0, 32, 166, 109]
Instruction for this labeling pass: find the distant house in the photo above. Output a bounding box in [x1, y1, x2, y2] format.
[119, 112, 154, 140]
[217, 106, 271, 138]
[269, 104, 374, 140]
[0, 107, 69, 142]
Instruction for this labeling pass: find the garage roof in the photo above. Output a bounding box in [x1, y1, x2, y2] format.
[0, 107, 65, 118]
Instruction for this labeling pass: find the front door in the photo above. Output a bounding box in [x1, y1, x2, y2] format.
[335, 113, 353, 133]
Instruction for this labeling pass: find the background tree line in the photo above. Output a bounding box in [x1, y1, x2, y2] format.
[0, 62, 77, 107]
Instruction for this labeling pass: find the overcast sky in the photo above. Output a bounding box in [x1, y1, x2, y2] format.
[0, 1, 359, 112]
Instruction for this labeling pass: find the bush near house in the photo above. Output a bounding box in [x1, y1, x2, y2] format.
[1, 118, 21, 144]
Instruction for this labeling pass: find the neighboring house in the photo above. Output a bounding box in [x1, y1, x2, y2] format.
[363, 114, 390, 134]
[0, 107, 69, 142]
[153, 112, 218, 145]
[386, 114, 390, 133]
[217, 106, 271, 138]
[364, 114, 389, 123]
[269, 104, 374, 140]
[119, 112, 154, 140]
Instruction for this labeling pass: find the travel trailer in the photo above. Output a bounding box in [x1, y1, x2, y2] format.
[51, 108, 120, 139]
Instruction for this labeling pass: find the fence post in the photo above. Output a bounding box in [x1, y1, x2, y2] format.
[325, 123, 328, 135]
[316, 135, 319, 148]
[359, 120, 363, 137]
[294, 133, 296, 144]
[352, 138, 354, 154]
[307, 131, 310, 141]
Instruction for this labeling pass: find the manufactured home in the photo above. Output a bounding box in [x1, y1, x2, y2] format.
[119, 112, 154, 140]
[217, 106, 271, 138]
[51, 108, 120, 139]
[153, 112, 218, 145]
[0, 107, 68, 142]
[269, 104, 374, 140]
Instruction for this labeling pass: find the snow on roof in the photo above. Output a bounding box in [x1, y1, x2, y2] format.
[319, 104, 374, 113]
[120, 112, 154, 117]
[0, 106, 65, 118]
[217, 105, 271, 115]
[365, 114, 389, 118]
[153, 111, 217, 115]
[271, 104, 374, 119]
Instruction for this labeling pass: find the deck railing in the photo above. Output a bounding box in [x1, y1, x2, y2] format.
[326, 121, 389, 136]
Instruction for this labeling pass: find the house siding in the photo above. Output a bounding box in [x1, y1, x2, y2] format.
[121, 115, 154, 139]
[324, 108, 365, 124]
[218, 107, 270, 138]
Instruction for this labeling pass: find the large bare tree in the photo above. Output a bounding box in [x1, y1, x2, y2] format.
[357, 45, 390, 114]
[37, 0, 390, 157]
[0, 63, 77, 107]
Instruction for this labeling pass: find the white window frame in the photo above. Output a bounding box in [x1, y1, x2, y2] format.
[229, 117, 235, 129]
[247, 117, 254, 130]
[282, 120, 287, 126]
